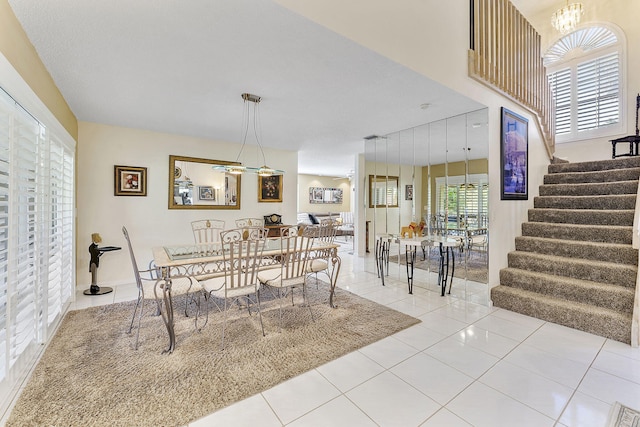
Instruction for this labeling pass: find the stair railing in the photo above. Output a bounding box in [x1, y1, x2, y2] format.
[468, 0, 555, 159]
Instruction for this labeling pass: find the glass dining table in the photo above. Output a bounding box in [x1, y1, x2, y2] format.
[151, 237, 342, 353]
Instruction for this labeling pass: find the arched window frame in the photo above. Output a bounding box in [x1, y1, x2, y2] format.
[545, 24, 626, 144]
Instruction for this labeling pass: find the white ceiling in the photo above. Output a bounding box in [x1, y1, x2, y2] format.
[8, 0, 547, 177]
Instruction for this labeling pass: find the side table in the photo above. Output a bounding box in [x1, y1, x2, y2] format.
[84, 243, 121, 295]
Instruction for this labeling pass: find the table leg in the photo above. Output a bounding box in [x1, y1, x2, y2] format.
[155, 278, 176, 354]
[437, 244, 445, 295]
[328, 251, 342, 309]
[375, 238, 381, 278]
[404, 245, 416, 294]
[447, 248, 454, 295]
[376, 239, 389, 286]
[440, 245, 447, 296]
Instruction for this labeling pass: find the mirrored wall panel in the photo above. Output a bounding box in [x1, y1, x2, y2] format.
[364, 108, 489, 303]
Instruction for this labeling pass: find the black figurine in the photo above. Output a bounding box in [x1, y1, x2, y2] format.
[88, 233, 103, 294]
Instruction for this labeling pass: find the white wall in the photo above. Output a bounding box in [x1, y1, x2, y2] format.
[77, 121, 298, 288]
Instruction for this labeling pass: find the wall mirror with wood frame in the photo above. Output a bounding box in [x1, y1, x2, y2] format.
[368, 175, 399, 208]
[169, 155, 242, 210]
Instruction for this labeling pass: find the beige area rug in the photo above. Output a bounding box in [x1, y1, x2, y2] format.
[7, 280, 419, 427]
[607, 402, 640, 427]
[389, 250, 488, 283]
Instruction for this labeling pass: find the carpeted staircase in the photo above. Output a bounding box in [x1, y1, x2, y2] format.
[491, 157, 640, 344]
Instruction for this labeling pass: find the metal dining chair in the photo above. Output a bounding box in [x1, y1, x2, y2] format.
[199, 227, 268, 349]
[258, 226, 317, 331]
[122, 226, 203, 350]
[306, 222, 338, 287]
[235, 218, 265, 227]
[191, 219, 225, 244]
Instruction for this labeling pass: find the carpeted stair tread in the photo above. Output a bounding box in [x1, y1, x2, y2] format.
[496, 157, 638, 344]
[514, 236, 638, 265]
[527, 208, 634, 226]
[522, 222, 633, 244]
[548, 157, 640, 173]
[507, 251, 637, 287]
[533, 194, 636, 210]
[490, 286, 631, 344]
[543, 167, 640, 185]
[499, 268, 634, 312]
[538, 180, 638, 196]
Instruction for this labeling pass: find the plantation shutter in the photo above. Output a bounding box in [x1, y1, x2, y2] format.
[10, 102, 39, 369]
[576, 52, 620, 131]
[548, 67, 571, 135]
[45, 136, 73, 328]
[0, 86, 75, 393]
[0, 89, 11, 380]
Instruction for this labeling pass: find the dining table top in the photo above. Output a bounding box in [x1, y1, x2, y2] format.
[396, 235, 459, 247]
[152, 238, 339, 268]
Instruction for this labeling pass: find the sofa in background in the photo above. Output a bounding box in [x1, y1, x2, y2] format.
[297, 212, 354, 238]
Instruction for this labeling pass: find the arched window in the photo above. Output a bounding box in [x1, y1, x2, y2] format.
[545, 25, 625, 142]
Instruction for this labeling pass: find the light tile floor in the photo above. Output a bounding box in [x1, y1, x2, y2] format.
[12, 243, 640, 426]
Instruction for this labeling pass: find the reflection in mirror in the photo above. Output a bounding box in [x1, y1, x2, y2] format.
[368, 175, 399, 208]
[363, 108, 489, 302]
[169, 155, 242, 210]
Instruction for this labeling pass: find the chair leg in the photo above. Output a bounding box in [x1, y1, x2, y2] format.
[199, 291, 210, 329]
[134, 298, 145, 350]
[302, 282, 315, 322]
[221, 297, 228, 350]
[127, 294, 142, 334]
[192, 291, 202, 331]
[256, 290, 265, 337]
[278, 287, 284, 333]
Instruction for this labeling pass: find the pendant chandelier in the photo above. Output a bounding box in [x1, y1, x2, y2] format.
[217, 93, 283, 176]
[551, 1, 583, 34]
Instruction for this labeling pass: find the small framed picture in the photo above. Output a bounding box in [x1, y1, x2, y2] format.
[405, 184, 413, 201]
[114, 165, 147, 196]
[198, 186, 215, 201]
[258, 175, 282, 202]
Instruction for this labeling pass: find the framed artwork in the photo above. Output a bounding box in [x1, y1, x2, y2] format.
[310, 187, 324, 203]
[309, 187, 343, 204]
[114, 165, 147, 196]
[500, 107, 528, 200]
[405, 184, 413, 201]
[198, 186, 215, 201]
[258, 175, 282, 202]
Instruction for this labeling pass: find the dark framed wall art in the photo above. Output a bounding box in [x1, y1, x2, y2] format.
[258, 175, 282, 202]
[405, 184, 413, 201]
[114, 165, 147, 196]
[500, 107, 528, 200]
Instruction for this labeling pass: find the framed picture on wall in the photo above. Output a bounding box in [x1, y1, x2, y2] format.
[198, 186, 215, 201]
[310, 187, 324, 203]
[500, 107, 528, 200]
[114, 165, 147, 196]
[258, 175, 282, 202]
[405, 184, 413, 200]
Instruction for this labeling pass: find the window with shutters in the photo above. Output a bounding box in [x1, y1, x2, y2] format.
[435, 174, 488, 231]
[0, 86, 75, 403]
[545, 25, 624, 142]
